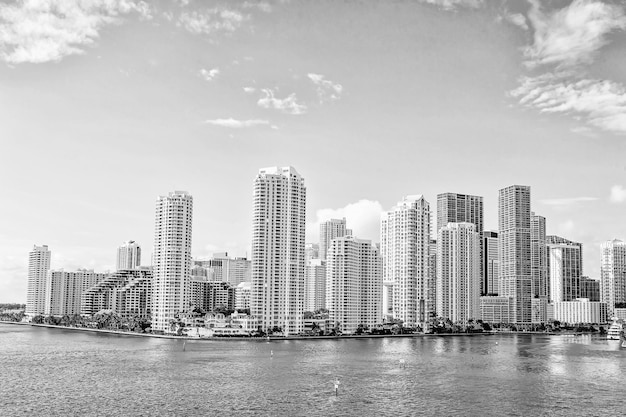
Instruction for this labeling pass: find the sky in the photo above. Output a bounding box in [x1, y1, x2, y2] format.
[1, 0, 626, 303]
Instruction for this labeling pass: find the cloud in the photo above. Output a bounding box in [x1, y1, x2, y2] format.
[178, 8, 247, 35]
[199, 67, 219, 81]
[257, 89, 307, 115]
[204, 118, 274, 128]
[307, 73, 343, 103]
[242, 2, 272, 13]
[540, 196, 598, 206]
[503, 12, 528, 31]
[524, 0, 626, 69]
[418, 0, 483, 11]
[610, 185, 626, 203]
[0, 0, 152, 64]
[510, 75, 626, 134]
[307, 200, 384, 243]
[243, 86, 256, 94]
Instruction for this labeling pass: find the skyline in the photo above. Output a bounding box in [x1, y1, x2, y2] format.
[2, 0, 626, 302]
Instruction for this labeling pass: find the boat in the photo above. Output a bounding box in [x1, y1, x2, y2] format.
[607, 318, 623, 340]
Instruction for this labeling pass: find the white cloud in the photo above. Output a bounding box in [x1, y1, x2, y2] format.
[510, 75, 626, 134]
[418, 0, 483, 11]
[307, 73, 343, 103]
[540, 196, 598, 206]
[243, 86, 256, 94]
[257, 89, 307, 115]
[307, 200, 384, 243]
[199, 67, 219, 81]
[524, 0, 626, 69]
[610, 185, 626, 203]
[242, 2, 272, 13]
[178, 8, 247, 35]
[204, 118, 272, 128]
[0, 0, 153, 64]
[503, 12, 528, 31]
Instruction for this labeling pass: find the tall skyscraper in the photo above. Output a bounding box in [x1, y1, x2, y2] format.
[530, 213, 548, 298]
[437, 193, 484, 294]
[305, 259, 326, 312]
[116, 240, 141, 270]
[436, 223, 481, 322]
[381, 195, 431, 329]
[498, 185, 532, 324]
[152, 191, 193, 333]
[26, 245, 51, 317]
[600, 239, 626, 317]
[482, 231, 499, 295]
[436, 193, 484, 233]
[547, 235, 582, 303]
[251, 166, 306, 336]
[325, 235, 382, 334]
[45, 269, 106, 316]
[319, 218, 349, 261]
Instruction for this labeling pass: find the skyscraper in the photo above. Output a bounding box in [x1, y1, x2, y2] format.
[600, 239, 626, 317]
[381, 195, 431, 329]
[482, 231, 499, 295]
[251, 166, 306, 336]
[437, 193, 484, 294]
[530, 213, 548, 298]
[436, 223, 481, 322]
[305, 259, 326, 312]
[152, 191, 193, 333]
[26, 245, 51, 317]
[498, 185, 532, 324]
[325, 235, 381, 334]
[45, 269, 106, 316]
[319, 218, 349, 261]
[547, 235, 582, 303]
[116, 240, 141, 270]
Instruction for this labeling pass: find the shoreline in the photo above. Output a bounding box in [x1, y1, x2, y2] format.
[0, 321, 601, 341]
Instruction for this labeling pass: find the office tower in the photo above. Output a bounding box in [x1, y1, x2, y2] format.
[319, 218, 349, 261]
[26, 245, 51, 317]
[326, 235, 382, 334]
[45, 269, 107, 316]
[600, 239, 626, 317]
[546, 235, 583, 303]
[81, 268, 152, 319]
[483, 231, 499, 295]
[436, 193, 484, 233]
[498, 185, 532, 324]
[530, 213, 548, 298]
[305, 259, 326, 312]
[381, 195, 431, 329]
[580, 276, 600, 302]
[116, 240, 141, 270]
[437, 193, 484, 294]
[235, 282, 251, 310]
[436, 223, 481, 322]
[251, 166, 306, 336]
[427, 238, 437, 322]
[152, 191, 193, 333]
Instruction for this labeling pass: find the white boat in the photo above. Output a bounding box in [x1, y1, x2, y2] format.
[607, 318, 623, 340]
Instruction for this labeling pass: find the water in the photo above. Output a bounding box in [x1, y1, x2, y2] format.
[1, 324, 625, 416]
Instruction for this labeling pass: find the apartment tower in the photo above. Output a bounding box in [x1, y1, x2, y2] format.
[547, 235, 582, 303]
[600, 239, 626, 317]
[251, 166, 306, 336]
[26, 245, 51, 317]
[319, 218, 349, 261]
[116, 240, 141, 270]
[152, 191, 193, 333]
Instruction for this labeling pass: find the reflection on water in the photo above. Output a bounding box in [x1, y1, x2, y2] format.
[1, 324, 625, 416]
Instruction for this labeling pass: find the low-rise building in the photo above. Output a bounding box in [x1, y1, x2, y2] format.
[479, 296, 512, 324]
[548, 298, 608, 324]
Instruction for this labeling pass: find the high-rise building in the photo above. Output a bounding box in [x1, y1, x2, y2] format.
[325, 235, 382, 334]
[600, 239, 626, 317]
[305, 259, 326, 312]
[152, 191, 193, 333]
[437, 193, 484, 295]
[190, 279, 235, 313]
[251, 166, 306, 336]
[546, 235, 582, 303]
[530, 213, 548, 298]
[498, 185, 532, 324]
[235, 282, 251, 311]
[194, 254, 251, 285]
[482, 231, 499, 295]
[305, 243, 320, 263]
[381, 195, 431, 328]
[319, 218, 350, 261]
[427, 238, 437, 323]
[580, 276, 600, 302]
[116, 240, 141, 270]
[436, 223, 481, 322]
[45, 269, 107, 316]
[26, 245, 51, 317]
